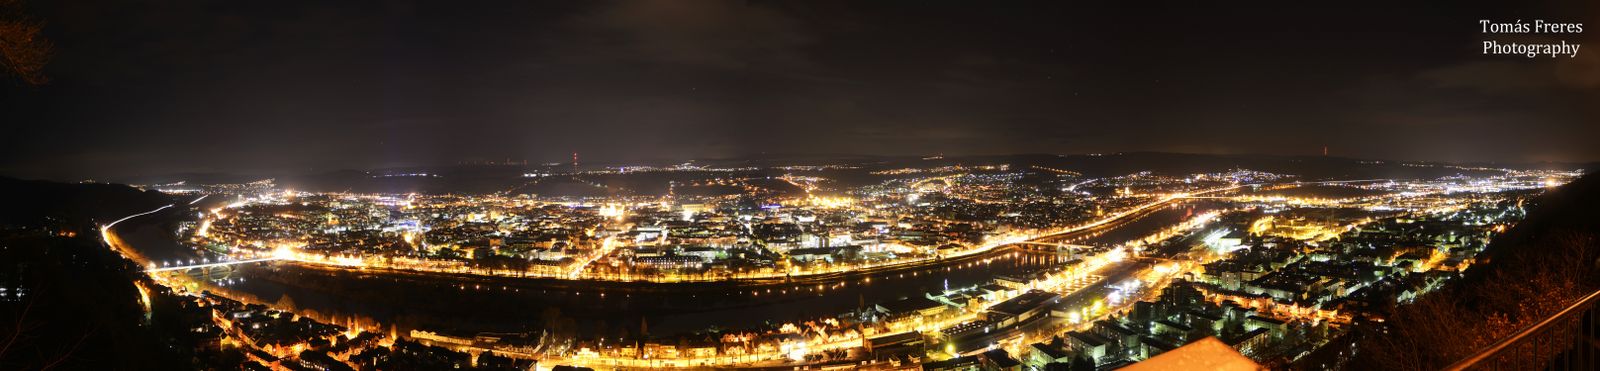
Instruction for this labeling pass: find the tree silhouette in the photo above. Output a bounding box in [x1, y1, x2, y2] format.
[275, 293, 297, 312]
[1070, 354, 1095, 371]
[0, 0, 51, 85]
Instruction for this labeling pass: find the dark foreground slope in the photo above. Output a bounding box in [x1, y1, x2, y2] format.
[0, 178, 187, 370]
[1346, 173, 1600, 370]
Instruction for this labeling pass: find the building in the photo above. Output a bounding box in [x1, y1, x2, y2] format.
[922, 355, 981, 371]
[866, 331, 925, 360]
[1245, 315, 1287, 335]
[878, 296, 949, 323]
[1064, 331, 1111, 361]
[1092, 320, 1141, 354]
[980, 348, 1023, 371]
[1027, 342, 1072, 368]
[984, 290, 1060, 328]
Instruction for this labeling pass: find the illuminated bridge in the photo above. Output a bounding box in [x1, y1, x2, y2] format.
[145, 257, 284, 273]
[1010, 242, 1098, 260]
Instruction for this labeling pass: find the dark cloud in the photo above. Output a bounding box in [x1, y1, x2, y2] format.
[558, 0, 814, 70]
[1421, 61, 1566, 93]
[0, 0, 1596, 180]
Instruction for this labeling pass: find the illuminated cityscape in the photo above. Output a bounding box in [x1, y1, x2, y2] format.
[3, 1, 1599, 371]
[92, 163, 1580, 369]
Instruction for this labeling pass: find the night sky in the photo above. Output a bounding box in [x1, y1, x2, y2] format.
[2, 0, 1596, 180]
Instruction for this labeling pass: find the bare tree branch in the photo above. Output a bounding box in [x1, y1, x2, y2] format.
[0, 296, 36, 359]
[38, 326, 93, 371]
[0, 0, 52, 85]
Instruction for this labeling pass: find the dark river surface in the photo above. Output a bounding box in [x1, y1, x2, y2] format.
[116, 200, 1226, 338]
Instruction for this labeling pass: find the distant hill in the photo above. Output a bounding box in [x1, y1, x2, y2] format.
[114, 171, 273, 185]
[864, 152, 1570, 180]
[0, 177, 174, 228]
[81, 152, 1592, 195]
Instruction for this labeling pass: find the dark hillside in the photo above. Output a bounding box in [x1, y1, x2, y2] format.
[0, 179, 187, 369]
[0, 177, 173, 228]
[1351, 173, 1600, 370]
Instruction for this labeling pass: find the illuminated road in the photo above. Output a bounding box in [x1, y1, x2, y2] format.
[742, 184, 1245, 282]
[100, 204, 176, 267]
[566, 236, 615, 278]
[100, 203, 174, 233]
[1028, 184, 1241, 241]
[100, 202, 285, 278]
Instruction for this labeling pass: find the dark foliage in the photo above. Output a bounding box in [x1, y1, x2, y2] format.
[1351, 173, 1600, 370]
